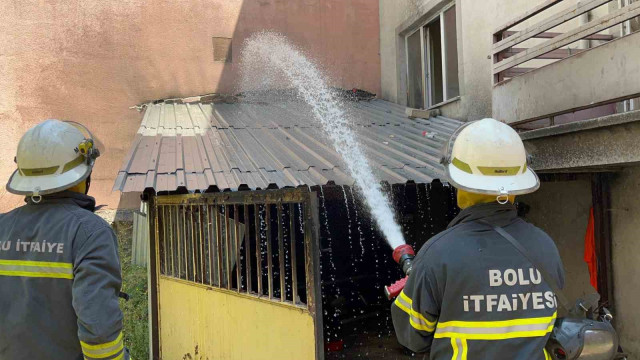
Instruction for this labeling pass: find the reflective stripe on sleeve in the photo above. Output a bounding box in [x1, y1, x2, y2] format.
[394, 291, 437, 332]
[434, 312, 557, 340]
[0, 260, 73, 279]
[81, 332, 124, 359]
[85, 353, 124, 360]
[544, 348, 551, 360]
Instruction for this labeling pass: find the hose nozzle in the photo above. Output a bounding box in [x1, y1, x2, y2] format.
[385, 244, 415, 299]
[392, 244, 415, 276]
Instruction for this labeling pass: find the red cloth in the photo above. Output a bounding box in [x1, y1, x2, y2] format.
[584, 207, 598, 291]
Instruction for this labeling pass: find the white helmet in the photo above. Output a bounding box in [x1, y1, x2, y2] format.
[6, 119, 100, 198]
[441, 118, 539, 197]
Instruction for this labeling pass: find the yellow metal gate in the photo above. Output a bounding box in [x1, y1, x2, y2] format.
[148, 189, 323, 360]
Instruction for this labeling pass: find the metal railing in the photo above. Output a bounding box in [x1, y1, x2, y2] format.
[492, 0, 639, 84]
[152, 188, 321, 310]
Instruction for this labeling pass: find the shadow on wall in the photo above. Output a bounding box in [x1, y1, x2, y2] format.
[217, 0, 382, 96]
[0, 1, 238, 211]
[0, 0, 381, 213]
[111, 0, 382, 211]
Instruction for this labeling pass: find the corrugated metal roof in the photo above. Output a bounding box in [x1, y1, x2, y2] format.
[113, 99, 463, 193]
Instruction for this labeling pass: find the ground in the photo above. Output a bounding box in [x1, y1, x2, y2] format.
[115, 221, 150, 360]
[326, 316, 427, 359]
[327, 331, 427, 360]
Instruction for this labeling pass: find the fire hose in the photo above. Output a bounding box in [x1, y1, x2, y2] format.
[384, 244, 415, 300]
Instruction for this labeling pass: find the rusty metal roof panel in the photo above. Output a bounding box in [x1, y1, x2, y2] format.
[113, 99, 460, 193]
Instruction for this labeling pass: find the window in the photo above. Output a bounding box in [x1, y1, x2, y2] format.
[406, 31, 424, 108]
[406, 4, 459, 108]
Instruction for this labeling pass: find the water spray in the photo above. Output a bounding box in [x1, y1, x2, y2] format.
[240, 32, 412, 301]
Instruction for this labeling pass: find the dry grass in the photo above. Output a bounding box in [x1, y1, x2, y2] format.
[115, 221, 150, 360]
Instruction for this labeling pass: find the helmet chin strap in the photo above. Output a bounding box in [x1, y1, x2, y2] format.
[496, 187, 509, 204]
[496, 194, 509, 204]
[85, 174, 92, 195]
[31, 187, 42, 204]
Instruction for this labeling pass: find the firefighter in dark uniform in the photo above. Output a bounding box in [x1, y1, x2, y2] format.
[391, 118, 565, 360]
[0, 120, 129, 360]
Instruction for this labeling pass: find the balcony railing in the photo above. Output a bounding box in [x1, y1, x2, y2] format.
[491, 0, 640, 128]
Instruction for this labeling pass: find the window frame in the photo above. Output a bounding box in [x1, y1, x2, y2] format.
[405, 2, 458, 109]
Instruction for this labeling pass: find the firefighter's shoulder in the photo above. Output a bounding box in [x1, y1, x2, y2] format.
[61, 204, 113, 242]
[522, 219, 554, 243]
[415, 221, 476, 259]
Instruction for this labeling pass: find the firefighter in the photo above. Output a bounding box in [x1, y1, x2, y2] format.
[391, 118, 565, 359]
[0, 120, 129, 360]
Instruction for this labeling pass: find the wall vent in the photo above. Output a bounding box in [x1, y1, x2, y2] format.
[212, 37, 232, 62]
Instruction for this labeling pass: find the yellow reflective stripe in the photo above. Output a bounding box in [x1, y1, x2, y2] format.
[82, 344, 123, 359]
[399, 291, 437, 327]
[452, 158, 473, 174]
[20, 165, 60, 176]
[85, 354, 124, 360]
[0, 270, 73, 279]
[461, 338, 468, 360]
[438, 312, 557, 329]
[0, 260, 73, 279]
[434, 324, 554, 340]
[394, 296, 435, 332]
[0, 260, 72, 268]
[450, 338, 468, 360]
[477, 165, 522, 176]
[394, 291, 436, 332]
[451, 337, 459, 359]
[81, 332, 124, 359]
[62, 155, 85, 174]
[544, 348, 551, 360]
[435, 312, 556, 340]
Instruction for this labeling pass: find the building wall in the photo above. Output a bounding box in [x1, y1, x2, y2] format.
[378, 0, 612, 121]
[493, 32, 640, 124]
[379, 0, 532, 120]
[610, 166, 640, 359]
[520, 170, 640, 359]
[522, 113, 640, 171]
[378, 0, 418, 104]
[380, 1, 638, 357]
[0, 0, 381, 211]
[519, 177, 596, 305]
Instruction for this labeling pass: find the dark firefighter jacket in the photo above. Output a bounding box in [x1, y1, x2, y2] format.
[391, 202, 565, 360]
[0, 191, 128, 360]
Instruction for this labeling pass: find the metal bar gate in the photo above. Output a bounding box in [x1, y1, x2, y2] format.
[148, 188, 323, 360]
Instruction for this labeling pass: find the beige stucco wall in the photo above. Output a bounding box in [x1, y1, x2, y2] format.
[378, 0, 616, 121]
[493, 32, 640, 124]
[520, 177, 596, 305]
[523, 173, 640, 359]
[0, 0, 381, 211]
[379, 0, 416, 104]
[379, 0, 535, 120]
[610, 166, 640, 359]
